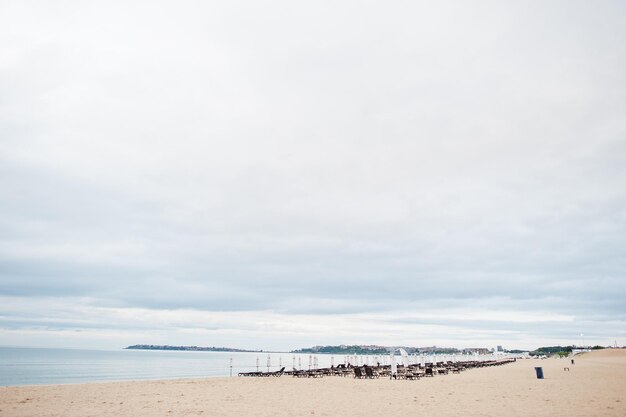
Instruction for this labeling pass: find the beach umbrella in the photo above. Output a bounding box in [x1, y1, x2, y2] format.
[331, 356, 334, 367]
[298, 357, 302, 370]
[390, 352, 397, 378]
[279, 357, 282, 368]
[256, 356, 259, 372]
[398, 348, 409, 368]
[292, 355, 296, 370]
[267, 355, 271, 372]
[308, 355, 312, 370]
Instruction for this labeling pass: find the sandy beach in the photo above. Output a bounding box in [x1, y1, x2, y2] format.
[1, 349, 624, 417]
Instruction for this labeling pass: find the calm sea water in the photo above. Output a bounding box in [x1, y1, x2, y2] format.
[0, 347, 491, 386]
[0, 347, 353, 386]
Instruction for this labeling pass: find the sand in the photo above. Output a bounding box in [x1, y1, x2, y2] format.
[1, 349, 625, 417]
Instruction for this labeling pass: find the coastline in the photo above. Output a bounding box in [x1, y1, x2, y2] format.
[1, 349, 624, 417]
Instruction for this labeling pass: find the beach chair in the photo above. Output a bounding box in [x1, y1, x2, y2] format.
[322, 368, 335, 376]
[353, 367, 364, 379]
[364, 366, 379, 379]
[425, 367, 434, 377]
[271, 367, 285, 377]
[405, 369, 420, 380]
[238, 370, 263, 377]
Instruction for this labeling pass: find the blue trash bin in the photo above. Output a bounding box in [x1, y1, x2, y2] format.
[534, 367, 544, 379]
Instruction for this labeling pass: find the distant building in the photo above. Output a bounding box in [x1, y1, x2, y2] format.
[462, 348, 491, 355]
[497, 345, 503, 352]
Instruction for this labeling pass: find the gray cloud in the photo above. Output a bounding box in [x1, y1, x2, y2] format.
[1, 0, 625, 350]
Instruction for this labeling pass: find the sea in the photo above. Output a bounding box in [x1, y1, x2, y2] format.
[0, 347, 493, 386]
[0, 346, 367, 386]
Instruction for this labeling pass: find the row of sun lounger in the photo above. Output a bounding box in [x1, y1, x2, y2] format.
[238, 367, 285, 377]
[354, 359, 515, 380]
[238, 359, 515, 378]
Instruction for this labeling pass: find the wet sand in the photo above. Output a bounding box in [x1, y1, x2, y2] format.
[1, 349, 624, 417]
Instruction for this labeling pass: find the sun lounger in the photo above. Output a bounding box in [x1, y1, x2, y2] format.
[238, 371, 263, 377]
[270, 367, 285, 377]
[292, 368, 308, 378]
[405, 369, 420, 380]
[306, 370, 324, 378]
[364, 366, 379, 379]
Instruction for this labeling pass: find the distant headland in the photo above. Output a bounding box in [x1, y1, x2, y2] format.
[125, 345, 262, 353]
[291, 345, 477, 355]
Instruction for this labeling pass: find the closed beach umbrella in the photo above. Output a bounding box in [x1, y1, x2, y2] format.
[399, 348, 409, 368]
[267, 355, 271, 372]
[390, 353, 397, 377]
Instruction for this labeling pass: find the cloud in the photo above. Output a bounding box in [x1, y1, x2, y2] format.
[3, 295, 616, 351]
[1, 0, 625, 350]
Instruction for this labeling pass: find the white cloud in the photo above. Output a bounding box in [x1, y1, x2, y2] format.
[1, 0, 625, 350]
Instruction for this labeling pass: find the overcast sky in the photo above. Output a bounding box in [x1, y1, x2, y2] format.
[1, 1, 625, 352]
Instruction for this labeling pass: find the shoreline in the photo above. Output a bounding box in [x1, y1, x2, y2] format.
[0, 346, 519, 387]
[1, 349, 625, 417]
